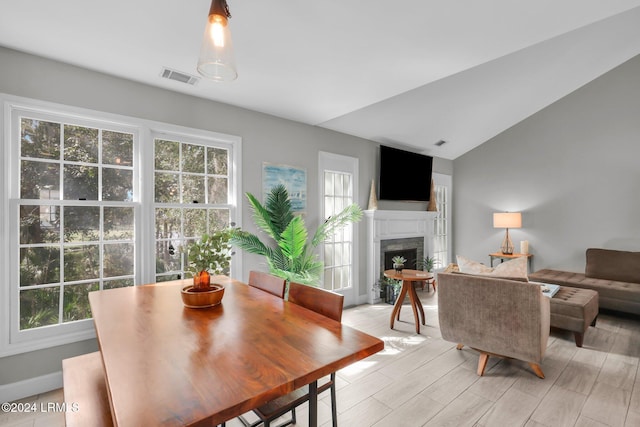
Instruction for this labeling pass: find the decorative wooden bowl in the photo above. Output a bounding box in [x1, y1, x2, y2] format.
[181, 284, 225, 308]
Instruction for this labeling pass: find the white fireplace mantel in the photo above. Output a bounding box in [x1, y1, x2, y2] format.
[364, 210, 437, 304]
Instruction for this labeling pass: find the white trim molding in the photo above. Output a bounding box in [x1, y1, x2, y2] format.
[0, 371, 62, 403]
[364, 210, 437, 304]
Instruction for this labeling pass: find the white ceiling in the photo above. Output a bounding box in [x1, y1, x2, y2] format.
[2, 1, 640, 159]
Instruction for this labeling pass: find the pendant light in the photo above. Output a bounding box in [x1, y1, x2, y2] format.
[197, 0, 238, 81]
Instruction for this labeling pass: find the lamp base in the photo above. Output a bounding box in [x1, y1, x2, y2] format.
[500, 229, 514, 255]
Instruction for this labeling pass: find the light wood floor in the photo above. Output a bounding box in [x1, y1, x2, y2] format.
[4, 289, 640, 427]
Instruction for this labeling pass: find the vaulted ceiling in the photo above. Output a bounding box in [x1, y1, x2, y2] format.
[2, 1, 640, 159]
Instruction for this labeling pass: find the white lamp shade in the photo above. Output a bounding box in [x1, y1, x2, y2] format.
[493, 212, 522, 229]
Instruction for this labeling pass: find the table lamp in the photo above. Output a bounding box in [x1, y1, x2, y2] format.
[493, 212, 522, 255]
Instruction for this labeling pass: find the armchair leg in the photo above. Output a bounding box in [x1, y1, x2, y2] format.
[529, 363, 545, 379]
[477, 353, 490, 376]
[574, 332, 584, 348]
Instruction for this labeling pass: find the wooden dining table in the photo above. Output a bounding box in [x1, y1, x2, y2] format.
[88, 276, 384, 427]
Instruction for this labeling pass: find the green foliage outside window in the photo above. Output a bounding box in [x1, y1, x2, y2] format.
[16, 117, 234, 331]
[18, 118, 135, 330]
[153, 138, 232, 282]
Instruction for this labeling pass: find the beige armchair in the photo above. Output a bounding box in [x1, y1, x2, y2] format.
[437, 272, 550, 378]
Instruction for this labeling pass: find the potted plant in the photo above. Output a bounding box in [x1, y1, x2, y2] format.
[373, 273, 388, 300]
[373, 274, 402, 304]
[416, 255, 437, 292]
[231, 184, 362, 286]
[386, 279, 402, 304]
[392, 255, 407, 273]
[186, 229, 233, 291]
[417, 256, 436, 274]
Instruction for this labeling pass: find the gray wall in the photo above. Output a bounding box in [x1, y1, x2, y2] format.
[0, 46, 451, 389]
[453, 54, 640, 272]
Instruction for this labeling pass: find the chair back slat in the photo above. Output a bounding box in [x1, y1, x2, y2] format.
[248, 271, 286, 298]
[288, 282, 344, 322]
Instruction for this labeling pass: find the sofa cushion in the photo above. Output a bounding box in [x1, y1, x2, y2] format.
[457, 255, 528, 281]
[585, 248, 640, 284]
[529, 268, 640, 314]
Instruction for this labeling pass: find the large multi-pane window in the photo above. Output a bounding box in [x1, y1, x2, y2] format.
[153, 137, 233, 282]
[17, 117, 135, 331]
[3, 96, 240, 355]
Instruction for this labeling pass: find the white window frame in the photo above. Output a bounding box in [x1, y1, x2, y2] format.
[148, 128, 241, 284]
[432, 172, 452, 270]
[6, 104, 141, 350]
[318, 152, 359, 307]
[0, 94, 241, 357]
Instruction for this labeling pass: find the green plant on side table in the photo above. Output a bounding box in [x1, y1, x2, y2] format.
[231, 184, 362, 286]
[187, 229, 234, 291]
[392, 255, 407, 273]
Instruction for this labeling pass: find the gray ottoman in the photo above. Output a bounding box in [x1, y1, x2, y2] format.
[550, 287, 599, 347]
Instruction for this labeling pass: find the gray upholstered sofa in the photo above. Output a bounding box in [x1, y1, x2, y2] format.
[438, 272, 550, 378]
[529, 248, 640, 315]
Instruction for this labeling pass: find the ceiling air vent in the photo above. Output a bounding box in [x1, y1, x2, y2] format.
[160, 67, 200, 86]
[435, 140, 447, 147]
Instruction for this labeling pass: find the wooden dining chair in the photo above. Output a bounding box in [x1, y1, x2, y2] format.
[288, 281, 344, 322]
[248, 270, 286, 298]
[239, 282, 344, 427]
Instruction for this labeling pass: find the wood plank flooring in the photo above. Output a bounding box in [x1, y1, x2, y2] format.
[3, 289, 640, 427]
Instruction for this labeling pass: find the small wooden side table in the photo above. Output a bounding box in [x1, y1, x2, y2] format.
[489, 252, 533, 272]
[384, 269, 433, 334]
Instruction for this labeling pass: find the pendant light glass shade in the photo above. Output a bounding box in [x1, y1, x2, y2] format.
[197, 0, 238, 81]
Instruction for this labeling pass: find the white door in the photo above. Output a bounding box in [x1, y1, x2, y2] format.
[319, 152, 358, 306]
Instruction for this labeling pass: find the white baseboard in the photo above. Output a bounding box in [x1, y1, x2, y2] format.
[0, 371, 62, 403]
[356, 294, 371, 305]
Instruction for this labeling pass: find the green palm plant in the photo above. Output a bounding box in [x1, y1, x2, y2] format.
[231, 184, 363, 285]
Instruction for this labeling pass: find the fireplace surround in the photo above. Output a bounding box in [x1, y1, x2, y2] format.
[364, 210, 437, 303]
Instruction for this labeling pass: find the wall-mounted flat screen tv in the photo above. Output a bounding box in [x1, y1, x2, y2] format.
[379, 145, 433, 201]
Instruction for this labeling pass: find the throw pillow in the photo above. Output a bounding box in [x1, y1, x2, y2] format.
[456, 255, 529, 281]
